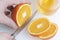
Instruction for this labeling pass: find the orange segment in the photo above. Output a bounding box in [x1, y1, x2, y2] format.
[39, 23, 58, 39]
[12, 4, 32, 27]
[28, 18, 49, 36]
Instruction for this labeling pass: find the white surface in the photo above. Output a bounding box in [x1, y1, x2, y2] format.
[0, 0, 60, 40]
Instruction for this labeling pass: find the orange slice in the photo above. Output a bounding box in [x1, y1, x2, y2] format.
[28, 18, 49, 36]
[39, 23, 58, 39]
[12, 4, 32, 27]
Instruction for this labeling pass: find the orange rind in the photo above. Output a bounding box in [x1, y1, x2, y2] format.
[39, 23, 58, 39]
[28, 18, 49, 36]
[12, 4, 32, 27]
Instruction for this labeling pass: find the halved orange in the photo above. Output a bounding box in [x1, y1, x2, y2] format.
[28, 18, 49, 36]
[12, 4, 32, 27]
[39, 23, 58, 39]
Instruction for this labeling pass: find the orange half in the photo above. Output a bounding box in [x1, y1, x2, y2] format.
[12, 4, 32, 27]
[39, 23, 58, 39]
[28, 18, 49, 36]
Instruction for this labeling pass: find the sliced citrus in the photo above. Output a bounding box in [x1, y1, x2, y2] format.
[28, 18, 49, 36]
[39, 23, 58, 39]
[12, 4, 32, 27]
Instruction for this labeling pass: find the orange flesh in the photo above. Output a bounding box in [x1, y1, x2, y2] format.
[28, 18, 49, 35]
[39, 23, 57, 39]
[16, 4, 31, 26]
[12, 4, 32, 27]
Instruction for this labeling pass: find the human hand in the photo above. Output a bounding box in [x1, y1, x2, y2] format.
[0, 0, 30, 30]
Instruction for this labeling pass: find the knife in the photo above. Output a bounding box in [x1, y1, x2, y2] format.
[11, 9, 38, 39]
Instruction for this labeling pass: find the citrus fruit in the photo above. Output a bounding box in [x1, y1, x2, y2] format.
[39, 23, 58, 39]
[28, 18, 49, 36]
[12, 4, 32, 27]
[38, 0, 54, 15]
